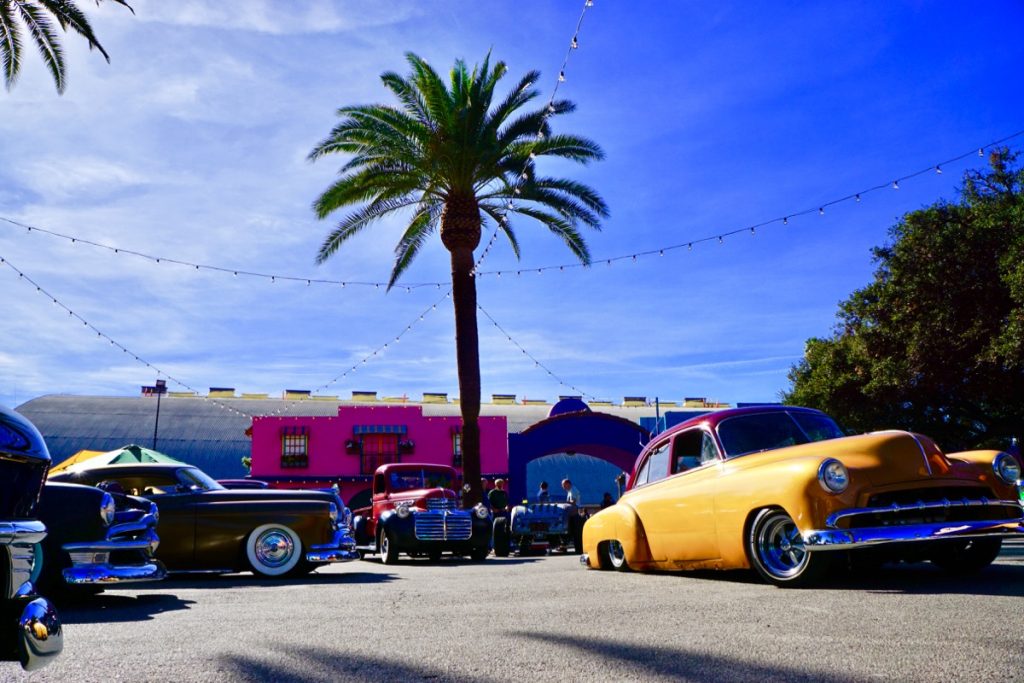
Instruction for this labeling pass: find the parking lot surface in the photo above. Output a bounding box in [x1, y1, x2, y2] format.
[9, 541, 1024, 682]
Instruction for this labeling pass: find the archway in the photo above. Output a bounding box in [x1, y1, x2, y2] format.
[507, 404, 649, 505]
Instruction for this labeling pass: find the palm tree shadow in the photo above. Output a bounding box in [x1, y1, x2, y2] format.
[219, 644, 484, 683]
[55, 592, 194, 624]
[510, 631, 869, 683]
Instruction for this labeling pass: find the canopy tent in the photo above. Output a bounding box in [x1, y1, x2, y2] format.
[51, 444, 186, 474]
[49, 449, 106, 474]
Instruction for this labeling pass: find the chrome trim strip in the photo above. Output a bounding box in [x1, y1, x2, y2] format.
[0, 520, 47, 545]
[105, 510, 159, 540]
[62, 528, 159, 554]
[908, 432, 932, 476]
[62, 560, 168, 585]
[579, 553, 590, 567]
[825, 498, 1023, 528]
[804, 519, 1024, 551]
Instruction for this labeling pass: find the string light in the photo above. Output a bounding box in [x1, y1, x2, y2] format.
[467, 130, 1024, 280]
[892, 180, 899, 190]
[478, 303, 595, 401]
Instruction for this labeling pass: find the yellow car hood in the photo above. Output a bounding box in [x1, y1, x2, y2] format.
[725, 431, 966, 487]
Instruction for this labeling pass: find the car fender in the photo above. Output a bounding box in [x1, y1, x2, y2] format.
[713, 455, 858, 569]
[581, 503, 653, 569]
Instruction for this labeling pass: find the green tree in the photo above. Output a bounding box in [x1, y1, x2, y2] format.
[1, 0, 132, 94]
[784, 150, 1024, 450]
[309, 52, 607, 505]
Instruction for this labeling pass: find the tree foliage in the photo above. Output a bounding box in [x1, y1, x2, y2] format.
[1, 0, 132, 94]
[784, 150, 1024, 450]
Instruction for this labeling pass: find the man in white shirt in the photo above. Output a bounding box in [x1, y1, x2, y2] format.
[561, 478, 581, 505]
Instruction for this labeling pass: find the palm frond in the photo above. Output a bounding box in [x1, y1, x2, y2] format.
[37, 0, 109, 60]
[14, 3, 65, 93]
[512, 205, 591, 264]
[389, 200, 442, 288]
[0, 3, 22, 90]
[315, 196, 419, 264]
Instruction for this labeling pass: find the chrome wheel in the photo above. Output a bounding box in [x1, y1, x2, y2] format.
[246, 524, 301, 577]
[756, 514, 807, 577]
[748, 509, 830, 587]
[380, 528, 399, 565]
[605, 540, 629, 571]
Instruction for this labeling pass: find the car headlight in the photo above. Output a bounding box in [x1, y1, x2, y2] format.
[100, 492, 116, 526]
[328, 502, 339, 528]
[993, 452, 1021, 486]
[149, 502, 159, 525]
[817, 458, 849, 494]
[341, 506, 353, 529]
[473, 503, 489, 520]
[396, 503, 411, 519]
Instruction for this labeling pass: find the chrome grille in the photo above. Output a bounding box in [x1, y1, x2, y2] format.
[425, 498, 457, 512]
[414, 511, 472, 540]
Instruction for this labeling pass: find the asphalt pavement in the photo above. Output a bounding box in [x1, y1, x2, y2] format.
[7, 541, 1024, 682]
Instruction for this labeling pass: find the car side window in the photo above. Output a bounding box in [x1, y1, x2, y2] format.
[700, 433, 721, 464]
[640, 441, 671, 486]
[672, 430, 703, 473]
[633, 456, 653, 487]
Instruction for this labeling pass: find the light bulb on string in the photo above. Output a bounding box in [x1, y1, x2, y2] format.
[935, 165, 943, 174]
[855, 194, 861, 202]
[819, 207, 825, 215]
[892, 180, 899, 190]
[571, 36, 578, 48]
[558, 71, 565, 82]
[783, 217, 789, 225]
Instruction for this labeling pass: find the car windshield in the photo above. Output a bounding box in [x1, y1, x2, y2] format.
[716, 411, 843, 458]
[389, 469, 454, 491]
[178, 467, 225, 492]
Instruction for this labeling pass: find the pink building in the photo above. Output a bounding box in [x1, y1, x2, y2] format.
[250, 405, 508, 509]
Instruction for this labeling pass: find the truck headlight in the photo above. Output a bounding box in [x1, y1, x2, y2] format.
[473, 503, 489, 520]
[100, 492, 116, 526]
[817, 459, 849, 494]
[993, 452, 1021, 486]
[396, 503, 411, 519]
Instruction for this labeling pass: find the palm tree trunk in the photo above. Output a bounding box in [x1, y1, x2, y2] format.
[450, 247, 483, 507]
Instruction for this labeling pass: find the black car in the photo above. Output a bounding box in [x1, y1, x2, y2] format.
[0, 405, 62, 671]
[36, 482, 166, 592]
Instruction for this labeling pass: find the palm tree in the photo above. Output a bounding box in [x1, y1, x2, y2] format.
[1, 0, 132, 94]
[309, 52, 608, 506]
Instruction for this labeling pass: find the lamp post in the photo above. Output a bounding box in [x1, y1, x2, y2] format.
[151, 379, 167, 450]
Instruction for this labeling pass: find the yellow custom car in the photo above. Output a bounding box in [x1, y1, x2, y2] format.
[581, 405, 1023, 586]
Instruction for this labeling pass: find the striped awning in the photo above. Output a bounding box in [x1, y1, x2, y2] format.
[281, 426, 309, 436]
[353, 424, 407, 435]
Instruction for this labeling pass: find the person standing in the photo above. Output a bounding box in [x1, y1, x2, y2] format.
[536, 481, 550, 502]
[561, 478, 581, 505]
[488, 478, 509, 514]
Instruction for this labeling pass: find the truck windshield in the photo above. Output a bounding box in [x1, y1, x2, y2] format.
[389, 469, 454, 491]
[717, 411, 843, 458]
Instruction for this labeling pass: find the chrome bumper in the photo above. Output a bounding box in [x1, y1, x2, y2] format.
[17, 597, 63, 671]
[305, 528, 359, 563]
[61, 515, 167, 585]
[804, 519, 1024, 550]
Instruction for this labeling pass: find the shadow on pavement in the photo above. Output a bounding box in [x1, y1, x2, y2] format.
[512, 631, 869, 683]
[55, 592, 194, 624]
[157, 571, 398, 590]
[657, 557, 1024, 596]
[219, 645, 481, 683]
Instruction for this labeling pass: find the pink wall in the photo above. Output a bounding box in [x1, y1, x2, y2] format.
[250, 405, 508, 504]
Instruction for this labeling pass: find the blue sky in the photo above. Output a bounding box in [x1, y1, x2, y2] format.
[1, 1, 1023, 409]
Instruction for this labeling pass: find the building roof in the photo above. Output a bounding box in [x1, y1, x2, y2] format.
[16, 394, 723, 480]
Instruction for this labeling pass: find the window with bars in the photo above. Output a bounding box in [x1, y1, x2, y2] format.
[281, 433, 308, 468]
[452, 432, 462, 468]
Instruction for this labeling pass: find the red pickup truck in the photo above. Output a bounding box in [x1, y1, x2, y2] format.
[351, 463, 492, 563]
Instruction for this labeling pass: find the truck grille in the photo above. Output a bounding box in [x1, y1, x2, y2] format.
[414, 511, 472, 541]
[425, 498, 457, 512]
